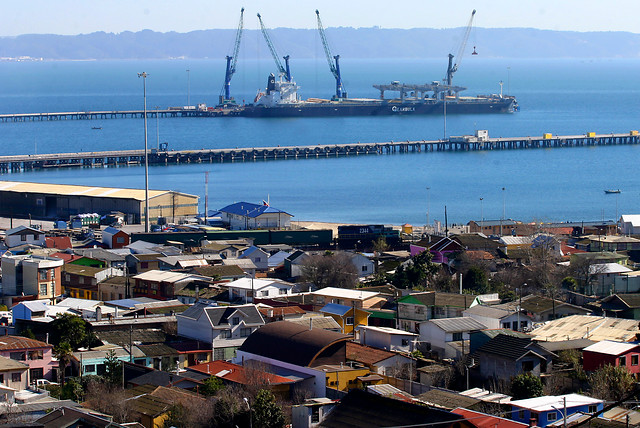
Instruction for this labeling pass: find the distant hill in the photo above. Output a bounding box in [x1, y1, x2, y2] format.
[1, 27, 640, 60]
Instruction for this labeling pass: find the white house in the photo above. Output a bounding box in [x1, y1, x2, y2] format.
[4, 226, 45, 248]
[239, 246, 269, 271]
[620, 215, 640, 235]
[176, 302, 265, 361]
[357, 325, 418, 353]
[218, 201, 292, 230]
[221, 277, 296, 302]
[463, 305, 534, 332]
[419, 317, 487, 359]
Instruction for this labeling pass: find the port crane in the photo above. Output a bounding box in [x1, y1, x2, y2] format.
[219, 8, 244, 106]
[445, 9, 476, 88]
[257, 13, 292, 82]
[315, 10, 346, 99]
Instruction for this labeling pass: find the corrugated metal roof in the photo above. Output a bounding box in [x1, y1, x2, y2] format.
[532, 315, 640, 342]
[0, 180, 194, 201]
[311, 287, 379, 300]
[428, 317, 487, 332]
[320, 303, 351, 317]
[582, 340, 639, 355]
[219, 201, 292, 218]
[510, 393, 602, 412]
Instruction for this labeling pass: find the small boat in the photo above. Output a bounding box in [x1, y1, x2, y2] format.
[604, 189, 621, 194]
[91, 126, 102, 130]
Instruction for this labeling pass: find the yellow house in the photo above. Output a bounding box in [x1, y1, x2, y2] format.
[315, 364, 380, 391]
[319, 303, 370, 335]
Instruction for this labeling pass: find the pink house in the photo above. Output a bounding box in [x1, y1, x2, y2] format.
[582, 340, 640, 374]
[0, 336, 56, 382]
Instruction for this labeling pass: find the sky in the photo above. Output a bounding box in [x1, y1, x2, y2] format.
[3, 0, 640, 36]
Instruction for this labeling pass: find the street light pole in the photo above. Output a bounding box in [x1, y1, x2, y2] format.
[155, 106, 160, 150]
[480, 197, 484, 233]
[426, 187, 431, 232]
[138, 72, 150, 233]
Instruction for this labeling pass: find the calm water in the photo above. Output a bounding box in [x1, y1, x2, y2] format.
[0, 58, 639, 225]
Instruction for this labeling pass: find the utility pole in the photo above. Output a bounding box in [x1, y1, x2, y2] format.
[426, 187, 431, 232]
[204, 171, 209, 225]
[155, 106, 160, 150]
[138, 72, 150, 233]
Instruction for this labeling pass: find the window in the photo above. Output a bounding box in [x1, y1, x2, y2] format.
[279, 289, 287, 295]
[79, 276, 84, 284]
[84, 364, 96, 373]
[11, 373, 21, 382]
[28, 350, 43, 360]
[260, 291, 269, 297]
[232, 317, 240, 325]
[21, 234, 26, 242]
[402, 339, 409, 347]
[345, 317, 354, 325]
[522, 361, 534, 372]
[311, 407, 320, 423]
[619, 356, 627, 366]
[240, 328, 252, 337]
[502, 322, 511, 329]
[452, 332, 463, 341]
[141, 262, 149, 269]
[633, 355, 639, 366]
[29, 368, 43, 381]
[547, 412, 557, 422]
[116, 237, 125, 244]
[0, 374, 4, 383]
[588, 405, 598, 413]
[40, 284, 47, 295]
[39, 270, 47, 280]
[518, 410, 525, 420]
[220, 330, 232, 339]
[9, 352, 25, 361]
[361, 265, 368, 272]
[255, 257, 261, 262]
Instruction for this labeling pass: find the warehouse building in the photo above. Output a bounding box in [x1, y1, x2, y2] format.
[0, 181, 199, 224]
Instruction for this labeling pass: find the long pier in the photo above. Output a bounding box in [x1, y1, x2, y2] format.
[0, 132, 637, 172]
[0, 108, 238, 122]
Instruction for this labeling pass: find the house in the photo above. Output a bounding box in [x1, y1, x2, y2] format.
[475, 333, 556, 382]
[286, 251, 374, 279]
[345, 341, 413, 376]
[156, 255, 208, 270]
[319, 303, 370, 335]
[463, 305, 534, 332]
[72, 345, 147, 377]
[62, 264, 123, 300]
[132, 270, 213, 301]
[620, 215, 640, 235]
[318, 388, 474, 428]
[177, 302, 265, 360]
[292, 397, 338, 428]
[222, 277, 295, 303]
[35, 406, 125, 428]
[74, 248, 128, 269]
[585, 234, 640, 253]
[420, 317, 487, 359]
[219, 201, 292, 230]
[200, 239, 251, 258]
[493, 295, 591, 323]
[11, 300, 50, 322]
[452, 408, 529, 428]
[531, 315, 640, 342]
[0, 335, 57, 382]
[44, 236, 72, 250]
[190, 264, 247, 282]
[127, 253, 162, 274]
[1, 254, 64, 303]
[582, 340, 640, 374]
[599, 293, 640, 319]
[268, 250, 291, 270]
[4, 226, 45, 248]
[102, 226, 130, 249]
[0, 355, 29, 391]
[410, 236, 464, 264]
[234, 320, 351, 397]
[510, 394, 603, 427]
[124, 384, 206, 428]
[222, 258, 258, 277]
[357, 325, 418, 353]
[239, 246, 269, 271]
[308, 287, 382, 312]
[397, 291, 477, 334]
[588, 263, 634, 296]
[98, 276, 130, 301]
[469, 329, 531, 354]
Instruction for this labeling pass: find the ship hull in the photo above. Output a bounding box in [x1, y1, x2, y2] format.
[239, 98, 515, 118]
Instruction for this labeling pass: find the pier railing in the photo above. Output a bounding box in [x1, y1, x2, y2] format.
[0, 132, 637, 172]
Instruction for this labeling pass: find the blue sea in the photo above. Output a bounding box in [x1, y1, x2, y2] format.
[0, 57, 638, 225]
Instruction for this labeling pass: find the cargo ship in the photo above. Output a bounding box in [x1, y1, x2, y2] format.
[239, 73, 517, 118]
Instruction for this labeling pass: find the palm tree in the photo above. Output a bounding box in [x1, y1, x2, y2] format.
[53, 342, 73, 386]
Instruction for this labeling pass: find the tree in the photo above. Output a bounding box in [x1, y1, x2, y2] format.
[463, 266, 489, 293]
[511, 372, 543, 400]
[53, 342, 73, 386]
[201, 376, 224, 396]
[252, 389, 285, 428]
[103, 349, 122, 386]
[300, 252, 359, 289]
[589, 364, 636, 402]
[390, 250, 439, 289]
[20, 329, 36, 340]
[50, 313, 89, 349]
[372, 236, 389, 275]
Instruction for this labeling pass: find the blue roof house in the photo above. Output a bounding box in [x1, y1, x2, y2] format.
[510, 394, 604, 427]
[219, 202, 292, 230]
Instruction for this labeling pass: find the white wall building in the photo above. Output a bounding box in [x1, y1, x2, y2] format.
[4, 226, 45, 248]
[357, 325, 418, 353]
[221, 278, 295, 302]
[419, 317, 487, 359]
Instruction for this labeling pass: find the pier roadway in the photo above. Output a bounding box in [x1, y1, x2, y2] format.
[0, 108, 238, 122]
[0, 132, 637, 172]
